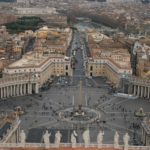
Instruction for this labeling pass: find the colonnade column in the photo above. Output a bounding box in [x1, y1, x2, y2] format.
[35, 83, 39, 94]
[20, 84, 23, 96]
[3, 87, 6, 98]
[23, 84, 26, 95]
[13, 85, 16, 96]
[10, 86, 12, 97]
[144, 87, 147, 98]
[141, 86, 143, 97]
[137, 86, 140, 97]
[28, 83, 32, 94]
[148, 87, 150, 99]
[133, 85, 136, 96]
[1, 88, 3, 99]
[17, 85, 19, 96]
[6, 86, 9, 98]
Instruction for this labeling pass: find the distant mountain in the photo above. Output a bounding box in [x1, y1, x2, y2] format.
[0, 0, 15, 2]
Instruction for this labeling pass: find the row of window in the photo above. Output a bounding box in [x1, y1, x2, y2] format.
[90, 65, 104, 71]
[6, 65, 69, 73]
[54, 65, 68, 70]
[6, 68, 36, 73]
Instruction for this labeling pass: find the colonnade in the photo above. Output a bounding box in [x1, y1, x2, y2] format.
[132, 85, 150, 99]
[0, 83, 39, 99]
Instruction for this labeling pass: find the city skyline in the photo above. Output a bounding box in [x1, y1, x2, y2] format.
[0, 0, 149, 149]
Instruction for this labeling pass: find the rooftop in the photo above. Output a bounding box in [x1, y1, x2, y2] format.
[7, 51, 66, 69]
[87, 32, 131, 70]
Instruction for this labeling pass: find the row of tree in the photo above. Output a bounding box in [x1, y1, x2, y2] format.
[5, 16, 45, 33]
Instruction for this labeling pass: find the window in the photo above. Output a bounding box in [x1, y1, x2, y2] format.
[66, 65, 68, 70]
[90, 72, 93, 76]
[90, 66, 93, 71]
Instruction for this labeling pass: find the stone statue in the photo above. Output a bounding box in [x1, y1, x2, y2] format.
[15, 115, 20, 122]
[114, 131, 119, 148]
[54, 130, 62, 147]
[82, 129, 90, 148]
[71, 130, 78, 148]
[123, 133, 130, 150]
[97, 130, 104, 148]
[43, 130, 51, 148]
[20, 130, 26, 147]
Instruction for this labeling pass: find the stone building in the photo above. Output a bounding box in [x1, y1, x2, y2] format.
[86, 31, 132, 87]
[121, 41, 150, 99]
[0, 27, 73, 99]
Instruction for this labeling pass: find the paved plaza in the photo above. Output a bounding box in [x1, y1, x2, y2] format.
[0, 77, 150, 145]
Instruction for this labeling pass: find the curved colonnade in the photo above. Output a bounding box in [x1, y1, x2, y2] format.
[0, 75, 39, 99]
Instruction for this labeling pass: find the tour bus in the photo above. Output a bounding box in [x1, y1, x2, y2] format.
[114, 93, 138, 99]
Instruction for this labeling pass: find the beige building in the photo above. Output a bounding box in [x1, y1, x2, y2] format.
[35, 27, 72, 55]
[136, 43, 150, 80]
[86, 31, 132, 87]
[3, 51, 72, 87]
[122, 41, 150, 99]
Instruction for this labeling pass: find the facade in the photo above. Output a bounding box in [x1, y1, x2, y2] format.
[86, 31, 132, 87]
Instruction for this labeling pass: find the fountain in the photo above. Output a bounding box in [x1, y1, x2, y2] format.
[135, 107, 146, 117]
